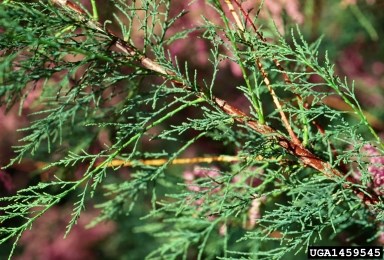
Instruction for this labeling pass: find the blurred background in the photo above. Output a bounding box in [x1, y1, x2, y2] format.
[1, 0, 383, 259]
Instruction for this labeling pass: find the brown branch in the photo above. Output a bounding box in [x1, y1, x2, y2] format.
[223, 0, 301, 145]
[51, 0, 171, 76]
[214, 97, 379, 205]
[255, 58, 301, 145]
[49, 0, 380, 206]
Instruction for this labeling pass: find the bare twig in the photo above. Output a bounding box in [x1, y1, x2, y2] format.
[223, 0, 244, 31]
[223, 0, 301, 145]
[105, 155, 242, 167]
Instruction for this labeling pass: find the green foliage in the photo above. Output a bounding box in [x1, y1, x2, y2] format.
[0, 0, 383, 259]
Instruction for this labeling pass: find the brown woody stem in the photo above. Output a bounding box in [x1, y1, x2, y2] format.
[223, 0, 301, 145]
